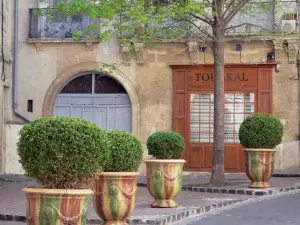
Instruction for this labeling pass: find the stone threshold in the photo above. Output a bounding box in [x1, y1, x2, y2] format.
[0, 199, 245, 225]
[137, 183, 300, 196]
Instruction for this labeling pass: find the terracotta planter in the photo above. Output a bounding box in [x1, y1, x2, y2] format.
[144, 159, 185, 208]
[244, 148, 276, 188]
[93, 172, 140, 225]
[22, 188, 93, 225]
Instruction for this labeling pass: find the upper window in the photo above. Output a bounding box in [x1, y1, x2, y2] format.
[29, 1, 100, 39]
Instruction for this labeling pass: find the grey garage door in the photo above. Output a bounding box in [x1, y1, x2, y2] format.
[53, 74, 132, 132]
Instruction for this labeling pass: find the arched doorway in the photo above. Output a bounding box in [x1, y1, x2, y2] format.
[53, 73, 132, 132]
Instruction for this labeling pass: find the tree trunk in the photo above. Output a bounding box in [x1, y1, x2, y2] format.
[210, 25, 226, 187]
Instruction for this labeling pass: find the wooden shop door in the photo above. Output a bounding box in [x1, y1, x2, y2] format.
[172, 65, 273, 172]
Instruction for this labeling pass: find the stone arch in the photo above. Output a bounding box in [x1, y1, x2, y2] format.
[42, 61, 141, 138]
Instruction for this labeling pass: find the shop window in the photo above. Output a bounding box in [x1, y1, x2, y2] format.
[190, 93, 255, 143]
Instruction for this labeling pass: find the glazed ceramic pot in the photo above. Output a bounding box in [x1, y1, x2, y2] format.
[93, 172, 139, 225]
[244, 148, 276, 188]
[22, 188, 93, 225]
[144, 159, 185, 208]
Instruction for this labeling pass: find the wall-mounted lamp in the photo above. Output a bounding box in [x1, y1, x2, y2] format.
[199, 46, 206, 52]
[267, 52, 275, 62]
[275, 64, 280, 73]
[235, 44, 242, 52]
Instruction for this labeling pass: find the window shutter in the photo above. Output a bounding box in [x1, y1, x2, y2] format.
[257, 68, 272, 113]
[172, 69, 187, 162]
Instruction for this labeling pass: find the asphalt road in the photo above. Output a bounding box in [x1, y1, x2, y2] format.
[180, 191, 300, 225]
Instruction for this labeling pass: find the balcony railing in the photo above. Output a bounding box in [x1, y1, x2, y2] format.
[28, 8, 100, 39]
[28, 3, 298, 40]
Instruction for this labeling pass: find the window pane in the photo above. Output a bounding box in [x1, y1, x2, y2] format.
[95, 75, 127, 93]
[200, 124, 210, 132]
[190, 123, 199, 133]
[225, 133, 235, 143]
[190, 103, 199, 112]
[245, 93, 255, 102]
[200, 134, 210, 142]
[225, 103, 234, 112]
[60, 74, 92, 93]
[189, 92, 255, 143]
[235, 104, 244, 113]
[225, 124, 234, 133]
[200, 103, 211, 112]
[235, 124, 241, 133]
[199, 94, 211, 102]
[235, 94, 244, 102]
[190, 113, 200, 122]
[225, 94, 234, 102]
[245, 104, 254, 113]
[235, 114, 245, 123]
[190, 133, 199, 142]
[200, 114, 210, 122]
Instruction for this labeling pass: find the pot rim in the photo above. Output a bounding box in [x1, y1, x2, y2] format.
[22, 187, 93, 195]
[144, 159, 186, 163]
[98, 172, 140, 177]
[243, 148, 276, 152]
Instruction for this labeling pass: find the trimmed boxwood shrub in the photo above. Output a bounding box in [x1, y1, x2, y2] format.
[239, 113, 283, 149]
[104, 130, 143, 172]
[17, 116, 110, 189]
[147, 131, 185, 159]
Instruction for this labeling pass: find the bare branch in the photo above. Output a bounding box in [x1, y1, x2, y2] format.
[176, 17, 215, 40]
[225, 0, 250, 24]
[212, 0, 219, 23]
[224, 22, 273, 33]
[188, 13, 213, 25]
[222, 0, 236, 18]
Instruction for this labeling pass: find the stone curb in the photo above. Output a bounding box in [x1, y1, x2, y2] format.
[137, 183, 300, 196]
[0, 199, 245, 225]
[273, 173, 300, 177]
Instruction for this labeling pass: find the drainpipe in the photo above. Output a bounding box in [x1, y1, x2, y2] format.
[13, 0, 31, 122]
[297, 0, 300, 33]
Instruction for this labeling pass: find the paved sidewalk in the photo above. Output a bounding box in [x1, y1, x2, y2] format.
[138, 173, 300, 196]
[1, 172, 300, 224]
[0, 180, 254, 225]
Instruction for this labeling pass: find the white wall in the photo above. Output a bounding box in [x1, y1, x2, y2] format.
[4, 124, 24, 174]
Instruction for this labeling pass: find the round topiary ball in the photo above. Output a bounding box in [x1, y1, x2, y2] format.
[239, 113, 283, 149]
[17, 116, 110, 189]
[147, 131, 185, 159]
[104, 130, 143, 172]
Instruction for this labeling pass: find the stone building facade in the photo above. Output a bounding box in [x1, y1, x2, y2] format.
[0, 0, 300, 174]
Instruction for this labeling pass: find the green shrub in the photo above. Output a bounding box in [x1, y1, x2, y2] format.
[17, 116, 110, 189]
[147, 131, 185, 159]
[104, 130, 143, 172]
[239, 113, 283, 149]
